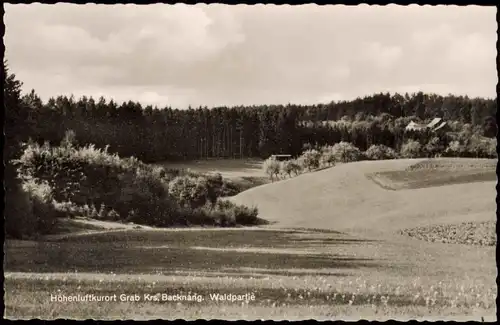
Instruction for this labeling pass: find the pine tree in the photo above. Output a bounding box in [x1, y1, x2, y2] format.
[4, 60, 29, 161]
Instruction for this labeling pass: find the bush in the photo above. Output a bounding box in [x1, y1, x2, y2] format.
[14, 141, 85, 202]
[168, 175, 209, 210]
[365, 144, 397, 160]
[13, 137, 261, 228]
[5, 175, 60, 239]
[467, 135, 497, 158]
[280, 160, 292, 177]
[278, 159, 303, 178]
[205, 173, 225, 203]
[14, 140, 176, 224]
[180, 200, 259, 227]
[331, 142, 362, 163]
[423, 137, 445, 158]
[263, 157, 281, 181]
[442, 136, 497, 159]
[5, 178, 37, 239]
[53, 201, 113, 220]
[444, 140, 465, 157]
[213, 200, 259, 226]
[290, 159, 304, 175]
[400, 139, 423, 158]
[22, 178, 60, 233]
[320, 150, 337, 167]
[301, 149, 321, 171]
[484, 138, 497, 158]
[120, 171, 180, 226]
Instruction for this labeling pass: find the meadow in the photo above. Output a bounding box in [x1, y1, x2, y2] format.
[4, 157, 497, 320]
[367, 158, 497, 190]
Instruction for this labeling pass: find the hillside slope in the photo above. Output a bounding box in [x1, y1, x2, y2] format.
[230, 159, 496, 236]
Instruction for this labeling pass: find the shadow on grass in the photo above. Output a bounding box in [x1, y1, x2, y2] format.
[5, 229, 383, 276]
[40, 228, 360, 246]
[252, 218, 271, 226]
[281, 227, 346, 235]
[5, 244, 381, 274]
[288, 238, 379, 244]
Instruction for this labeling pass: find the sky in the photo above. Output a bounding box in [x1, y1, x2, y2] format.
[4, 4, 498, 109]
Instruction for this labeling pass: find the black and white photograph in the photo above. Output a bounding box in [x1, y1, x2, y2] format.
[3, 3, 497, 321]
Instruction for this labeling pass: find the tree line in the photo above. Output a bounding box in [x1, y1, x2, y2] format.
[6, 61, 498, 165]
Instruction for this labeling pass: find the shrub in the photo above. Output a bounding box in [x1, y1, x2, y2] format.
[15, 141, 88, 202]
[467, 135, 497, 158]
[5, 175, 60, 239]
[320, 150, 337, 167]
[280, 160, 293, 177]
[443, 136, 496, 158]
[14, 139, 177, 226]
[290, 159, 304, 176]
[214, 200, 259, 226]
[210, 178, 241, 198]
[5, 177, 37, 239]
[167, 175, 209, 210]
[13, 138, 260, 228]
[444, 140, 465, 157]
[301, 149, 321, 171]
[278, 159, 303, 177]
[22, 178, 60, 234]
[331, 142, 362, 163]
[262, 157, 281, 181]
[180, 205, 222, 226]
[232, 205, 259, 225]
[365, 144, 397, 160]
[168, 176, 209, 208]
[121, 171, 180, 226]
[400, 139, 423, 158]
[484, 138, 497, 158]
[423, 137, 444, 158]
[205, 173, 224, 204]
[180, 200, 259, 227]
[53, 201, 112, 220]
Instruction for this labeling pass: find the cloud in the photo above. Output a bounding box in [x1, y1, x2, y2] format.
[359, 42, 403, 70]
[4, 4, 497, 108]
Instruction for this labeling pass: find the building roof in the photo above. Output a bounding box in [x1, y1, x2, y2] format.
[405, 118, 446, 132]
[405, 121, 427, 131]
[427, 118, 442, 129]
[433, 121, 447, 131]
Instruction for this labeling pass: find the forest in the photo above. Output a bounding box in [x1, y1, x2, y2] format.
[6, 59, 497, 164]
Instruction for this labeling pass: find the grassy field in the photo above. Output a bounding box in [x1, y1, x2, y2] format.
[4, 228, 496, 320]
[157, 158, 266, 179]
[230, 158, 496, 233]
[367, 158, 497, 190]
[4, 158, 497, 320]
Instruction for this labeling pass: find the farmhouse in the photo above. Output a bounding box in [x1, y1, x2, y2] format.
[405, 118, 448, 133]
